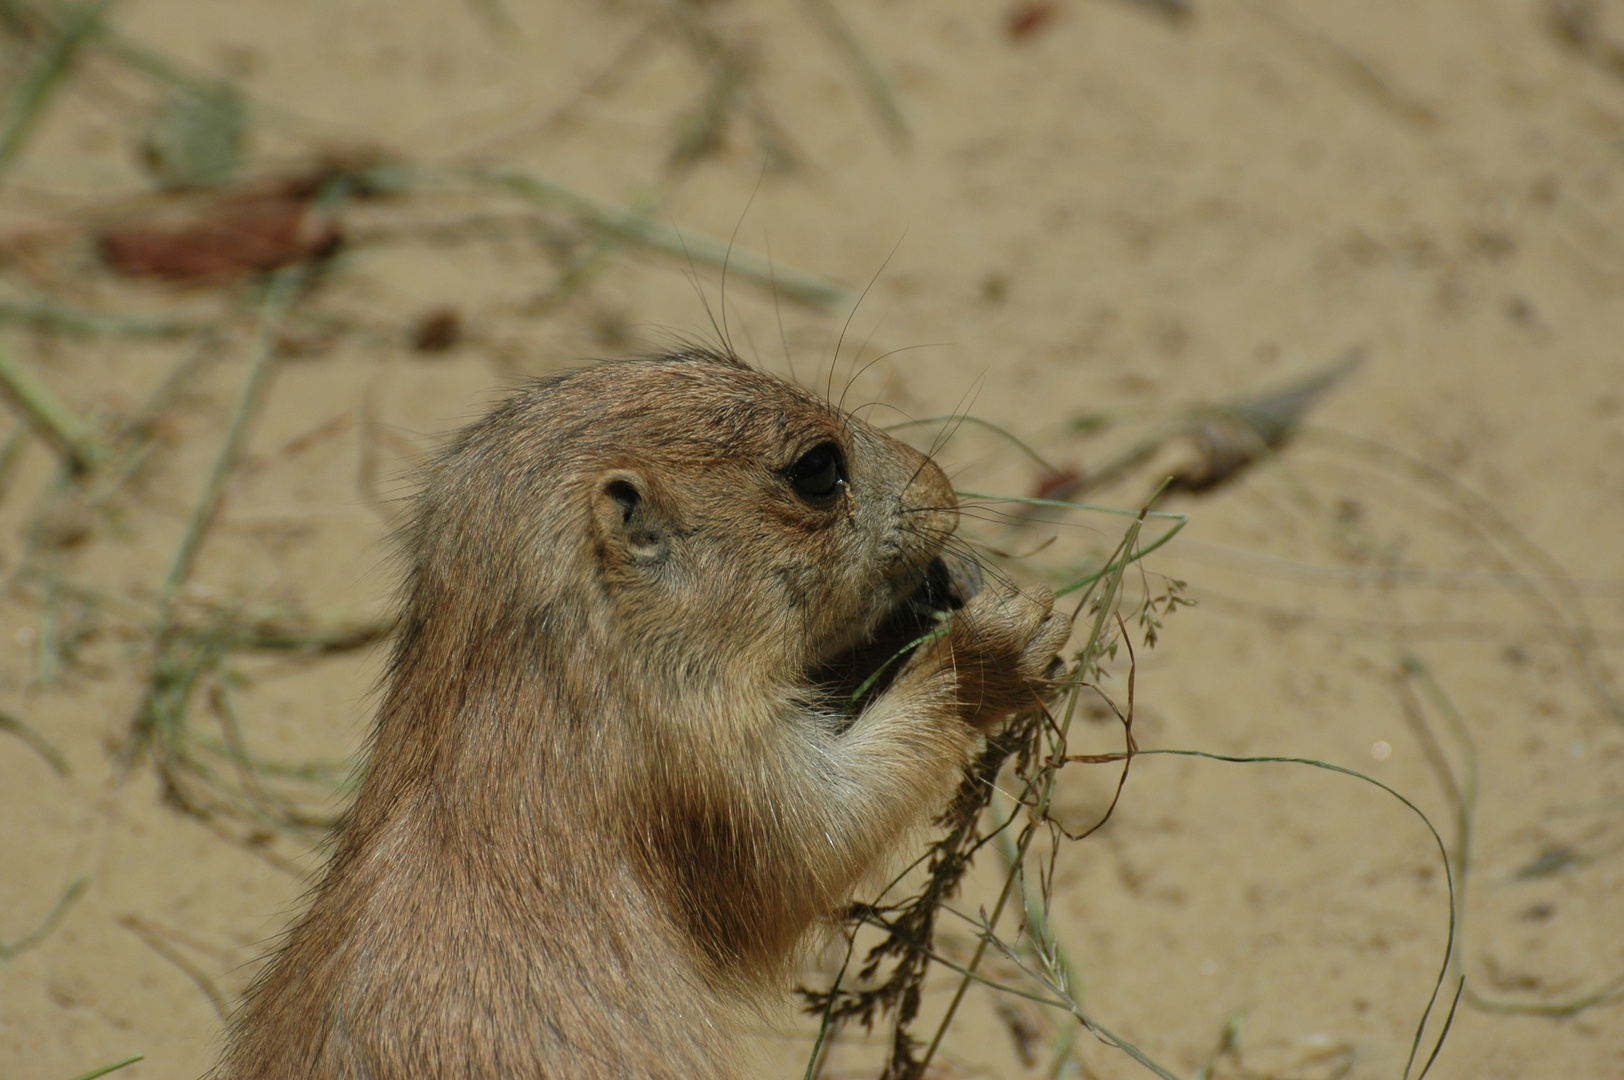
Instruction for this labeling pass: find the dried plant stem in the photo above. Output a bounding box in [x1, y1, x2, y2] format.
[1306, 425, 1623, 722]
[1397, 653, 1624, 1017]
[156, 269, 302, 616]
[798, 0, 910, 147]
[472, 168, 849, 309]
[1106, 748, 1463, 1080]
[0, 296, 207, 338]
[989, 790, 1086, 1075]
[36, 570, 61, 683]
[983, 930, 1183, 1080]
[1398, 656, 1477, 962]
[118, 914, 229, 1021]
[917, 795, 1047, 1070]
[803, 932, 859, 1080]
[0, 876, 86, 959]
[915, 505, 1154, 1076]
[123, 266, 304, 774]
[0, 0, 110, 176]
[0, 418, 26, 501]
[0, 339, 108, 470]
[75, 333, 225, 510]
[0, 710, 69, 773]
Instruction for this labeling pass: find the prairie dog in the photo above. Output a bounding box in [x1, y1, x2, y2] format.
[212, 350, 1069, 1079]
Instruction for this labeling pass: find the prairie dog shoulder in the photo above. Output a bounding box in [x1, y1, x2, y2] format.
[213, 349, 1068, 1080]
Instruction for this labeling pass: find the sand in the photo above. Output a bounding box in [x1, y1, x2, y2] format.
[0, 0, 1621, 1077]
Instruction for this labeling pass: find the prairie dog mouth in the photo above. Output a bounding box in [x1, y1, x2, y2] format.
[811, 554, 983, 714]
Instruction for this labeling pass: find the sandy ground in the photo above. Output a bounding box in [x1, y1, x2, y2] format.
[1, 0, 1623, 1077]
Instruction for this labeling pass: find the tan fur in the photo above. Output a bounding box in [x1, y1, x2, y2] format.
[211, 350, 1068, 1080]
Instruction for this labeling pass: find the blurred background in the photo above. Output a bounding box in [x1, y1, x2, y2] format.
[0, 0, 1621, 1077]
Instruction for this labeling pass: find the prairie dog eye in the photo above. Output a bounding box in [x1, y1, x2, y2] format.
[786, 443, 845, 505]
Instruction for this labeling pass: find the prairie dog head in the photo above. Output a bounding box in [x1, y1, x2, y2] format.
[403, 350, 958, 700]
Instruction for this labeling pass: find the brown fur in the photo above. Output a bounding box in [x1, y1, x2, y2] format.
[211, 350, 1068, 1080]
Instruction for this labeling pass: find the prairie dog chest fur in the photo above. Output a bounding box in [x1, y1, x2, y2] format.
[213, 349, 1068, 1080]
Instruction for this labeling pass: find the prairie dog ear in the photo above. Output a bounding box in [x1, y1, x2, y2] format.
[592, 468, 670, 563]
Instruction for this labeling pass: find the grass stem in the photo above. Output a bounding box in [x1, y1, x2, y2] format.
[0, 339, 108, 470]
[472, 168, 849, 309]
[65, 1057, 144, 1080]
[155, 268, 302, 615]
[0, 0, 110, 176]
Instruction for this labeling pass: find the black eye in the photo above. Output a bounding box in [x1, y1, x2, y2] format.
[786, 442, 845, 505]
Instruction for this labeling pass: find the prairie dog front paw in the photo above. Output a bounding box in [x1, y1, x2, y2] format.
[946, 578, 1072, 730]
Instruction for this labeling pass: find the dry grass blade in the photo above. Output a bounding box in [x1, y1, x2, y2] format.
[472, 168, 849, 309]
[120, 265, 308, 810]
[0, 297, 209, 338]
[1305, 426, 1624, 723]
[667, 48, 746, 171]
[798, 0, 910, 148]
[0, 339, 109, 470]
[117, 914, 229, 1021]
[0, 877, 86, 959]
[0, 0, 109, 176]
[1396, 654, 1624, 1018]
[981, 925, 1182, 1080]
[1104, 749, 1463, 1080]
[1238, 1, 1440, 128]
[0, 418, 26, 500]
[661, 2, 798, 171]
[989, 790, 1088, 1076]
[799, 494, 1165, 1080]
[156, 267, 304, 615]
[0, 709, 69, 773]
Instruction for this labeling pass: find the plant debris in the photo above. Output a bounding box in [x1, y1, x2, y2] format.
[98, 180, 342, 283]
